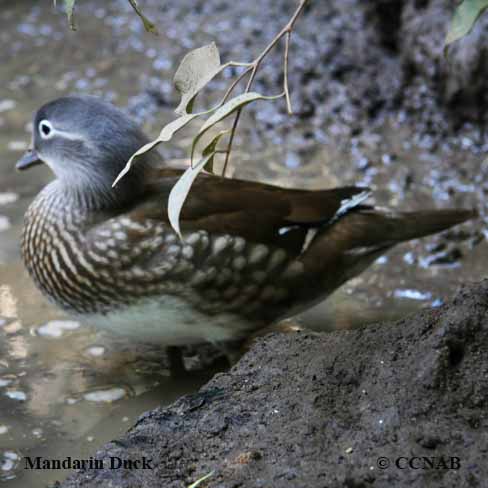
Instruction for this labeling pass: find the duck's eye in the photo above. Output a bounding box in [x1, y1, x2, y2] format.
[38, 120, 53, 139]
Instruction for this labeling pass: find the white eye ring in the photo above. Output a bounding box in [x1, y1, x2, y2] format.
[38, 120, 54, 139]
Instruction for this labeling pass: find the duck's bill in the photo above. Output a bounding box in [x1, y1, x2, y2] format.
[16, 149, 42, 171]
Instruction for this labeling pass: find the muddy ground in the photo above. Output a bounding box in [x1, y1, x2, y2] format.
[58, 280, 488, 488]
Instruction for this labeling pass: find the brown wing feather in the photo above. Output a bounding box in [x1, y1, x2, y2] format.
[139, 168, 369, 249]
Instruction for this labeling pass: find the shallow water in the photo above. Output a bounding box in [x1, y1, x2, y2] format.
[0, 1, 486, 486]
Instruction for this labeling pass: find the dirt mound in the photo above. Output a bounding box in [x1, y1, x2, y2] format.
[58, 280, 488, 488]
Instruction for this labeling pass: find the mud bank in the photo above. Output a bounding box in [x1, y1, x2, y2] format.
[57, 280, 488, 488]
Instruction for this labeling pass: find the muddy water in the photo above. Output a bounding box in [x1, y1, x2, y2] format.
[0, 1, 486, 486]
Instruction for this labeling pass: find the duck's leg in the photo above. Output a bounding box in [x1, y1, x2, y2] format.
[166, 345, 186, 376]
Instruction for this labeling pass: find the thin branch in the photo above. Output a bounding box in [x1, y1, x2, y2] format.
[222, 105, 244, 176]
[221, 0, 309, 177]
[284, 31, 292, 114]
[222, 66, 253, 104]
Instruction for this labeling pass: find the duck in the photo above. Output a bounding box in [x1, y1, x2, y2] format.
[16, 95, 476, 367]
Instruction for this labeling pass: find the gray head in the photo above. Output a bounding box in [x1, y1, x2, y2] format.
[17, 95, 154, 208]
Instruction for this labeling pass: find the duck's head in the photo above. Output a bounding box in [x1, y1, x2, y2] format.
[17, 95, 153, 207]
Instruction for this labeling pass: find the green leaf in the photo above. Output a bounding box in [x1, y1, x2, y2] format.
[187, 471, 214, 488]
[113, 114, 197, 187]
[190, 91, 283, 164]
[174, 43, 223, 115]
[168, 153, 214, 238]
[202, 129, 230, 173]
[445, 0, 488, 49]
[127, 0, 159, 35]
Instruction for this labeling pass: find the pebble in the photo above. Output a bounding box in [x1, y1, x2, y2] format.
[32, 428, 43, 438]
[5, 390, 26, 401]
[0, 193, 18, 205]
[1, 451, 19, 472]
[0, 100, 16, 113]
[85, 346, 105, 357]
[393, 289, 432, 301]
[0, 216, 10, 232]
[285, 151, 301, 169]
[37, 320, 80, 338]
[7, 141, 28, 152]
[83, 387, 126, 403]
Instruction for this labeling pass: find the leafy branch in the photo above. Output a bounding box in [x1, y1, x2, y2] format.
[114, 0, 309, 238]
[221, 0, 308, 176]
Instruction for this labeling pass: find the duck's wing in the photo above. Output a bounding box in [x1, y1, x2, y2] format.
[133, 168, 371, 254]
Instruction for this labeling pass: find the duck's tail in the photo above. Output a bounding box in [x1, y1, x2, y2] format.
[342, 208, 476, 244]
[301, 207, 477, 293]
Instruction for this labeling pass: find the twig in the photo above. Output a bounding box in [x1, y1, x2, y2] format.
[284, 31, 292, 114]
[221, 0, 309, 177]
[222, 66, 253, 104]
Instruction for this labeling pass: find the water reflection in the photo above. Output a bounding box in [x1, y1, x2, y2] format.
[0, 275, 216, 485]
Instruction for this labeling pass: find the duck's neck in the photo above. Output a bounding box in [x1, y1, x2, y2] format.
[53, 173, 145, 213]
